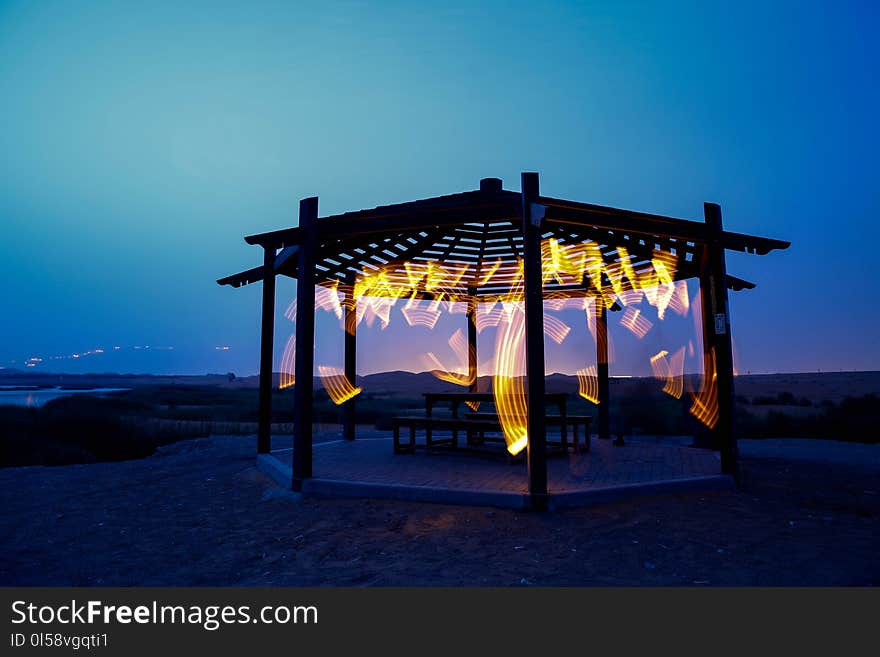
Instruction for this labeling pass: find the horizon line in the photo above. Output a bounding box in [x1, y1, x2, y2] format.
[2, 368, 879, 378]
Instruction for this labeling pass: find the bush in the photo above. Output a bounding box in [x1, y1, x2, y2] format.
[735, 394, 879, 442]
[752, 392, 813, 407]
[0, 397, 159, 467]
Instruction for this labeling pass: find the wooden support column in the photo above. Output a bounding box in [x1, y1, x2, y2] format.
[596, 301, 611, 440]
[343, 277, 357, 440]
[257, 246, 276, 454]
[521, 172, 548, 511]
[467, 288, 478, 392]
[699, 202, 738, 478]
[292, 196, 318, 490]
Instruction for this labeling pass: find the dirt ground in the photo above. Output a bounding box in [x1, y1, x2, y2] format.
[1, 435, 877, 586]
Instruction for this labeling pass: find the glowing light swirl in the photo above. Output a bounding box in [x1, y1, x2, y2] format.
[690, 348, 719, 428]
[649, 347, 685, 399]
[620, 307, 653, 339]
[315, 281, 343, 319]
[493, 304, 528, 455]
[279, 334, 296, 390]
[401, 298, 442, 329]
[317, 365, 362, 405]
[576, 365, 599, 404]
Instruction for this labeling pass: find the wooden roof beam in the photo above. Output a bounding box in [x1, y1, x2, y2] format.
[539, 196, 789, 254]
[245, 192, 520, 247]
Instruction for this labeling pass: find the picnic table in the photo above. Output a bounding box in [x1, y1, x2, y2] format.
[392, 392, 590, 455]
[423, 391, 568, 419]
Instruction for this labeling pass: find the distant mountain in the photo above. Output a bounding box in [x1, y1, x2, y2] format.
[0, 368, 876, 402]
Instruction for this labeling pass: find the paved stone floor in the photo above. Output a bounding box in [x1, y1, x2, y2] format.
[268, 429, 721, 496]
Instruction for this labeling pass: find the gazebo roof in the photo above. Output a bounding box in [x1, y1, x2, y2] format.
[218, 178, 789, 301]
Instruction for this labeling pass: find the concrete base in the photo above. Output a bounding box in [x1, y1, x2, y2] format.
[257, 449, 733, 511]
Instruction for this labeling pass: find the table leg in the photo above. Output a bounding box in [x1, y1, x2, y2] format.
[426, 400, 433, 445]
[560, 400, 568, 452]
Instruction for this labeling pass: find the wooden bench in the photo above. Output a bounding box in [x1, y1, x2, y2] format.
[552, 414, 592, 453]
[465, 413, 593, 453]
[392, 416, 501, 454]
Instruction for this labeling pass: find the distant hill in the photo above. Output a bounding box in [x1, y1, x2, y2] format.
[1, 369, 877, 404]
[267, 369, 880, 403]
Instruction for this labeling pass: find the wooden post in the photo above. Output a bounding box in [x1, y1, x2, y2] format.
[696, 256, 715, 452]
[596, 300, 611, 440]
[467, 288, 478, 392]
[343, 276, 357, 440]
[521, 172, 548, 511]
[700, 202, 738, 478]
[257, 246, 276, 454]
[293, 196, 318, 489]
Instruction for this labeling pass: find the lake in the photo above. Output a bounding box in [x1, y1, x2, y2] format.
[0, 387, 131, 407]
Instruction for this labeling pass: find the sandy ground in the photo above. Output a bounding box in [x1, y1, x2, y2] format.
[1, 434, 877, 586]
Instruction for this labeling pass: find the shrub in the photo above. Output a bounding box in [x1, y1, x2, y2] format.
[0, 397, 159, 467]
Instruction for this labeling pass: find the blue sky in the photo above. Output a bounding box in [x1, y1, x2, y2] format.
[1, 1, 877, 376]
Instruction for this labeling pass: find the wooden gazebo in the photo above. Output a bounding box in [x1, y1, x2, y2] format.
[218, 173, 788, 509]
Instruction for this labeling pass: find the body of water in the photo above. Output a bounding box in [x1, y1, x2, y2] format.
[0, 387, 131, 407]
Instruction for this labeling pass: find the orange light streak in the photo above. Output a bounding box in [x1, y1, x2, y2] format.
[615, 289, 644, 307]
[649, 347, 685, 399]
[493, 300, 528, 455]
[357, 296, 396, 329]
[615, 246, 640, 292]
[690, 348, 719, 428]
[317, 365, 362, 404]
[543, 314, 571, 345]
[582, 241, 606, 294]
[279, 334, 296, 389]
[421, 352, 473, 387]
[541, 238, 572, 285]
[584, 297, 597, 338]
[667, 279, 690, 317]
[620, 307, 653, 339]
[648, 255, 676, 319]
[576, 365, 599, 404]
[401, 298, 442, 329]
[475, 303, 505, 333]
[421, 329, 475, 387]
[649, 349, 670, 379]
[315, 281, 343, 319]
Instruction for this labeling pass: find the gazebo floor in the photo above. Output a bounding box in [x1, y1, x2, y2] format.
[259, 430, 732, 510]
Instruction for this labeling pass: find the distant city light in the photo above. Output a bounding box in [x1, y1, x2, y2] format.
[7, 343, 176, 369]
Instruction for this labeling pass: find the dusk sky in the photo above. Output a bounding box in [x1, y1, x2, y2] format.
[1, 1, 877, 377]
